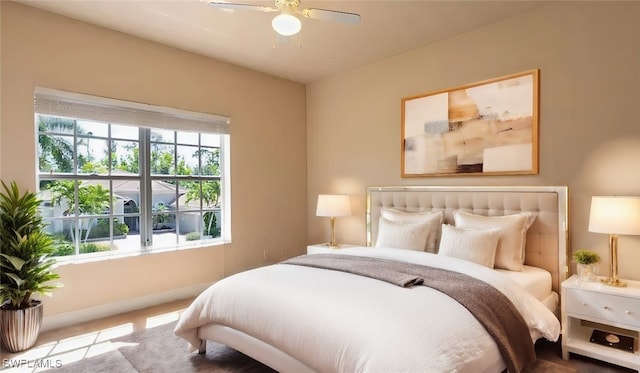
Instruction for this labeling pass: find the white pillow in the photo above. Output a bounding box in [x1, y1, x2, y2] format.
[380, 208, 443, 252]
[453, 211, 535, 271]
[375, 216, 434, 251]
[437, 224, 501, 268]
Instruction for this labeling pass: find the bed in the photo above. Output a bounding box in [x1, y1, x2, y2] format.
[175, 185, 569, 373]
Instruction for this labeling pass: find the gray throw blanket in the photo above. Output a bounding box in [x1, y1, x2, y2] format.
[282, 254, 536, 373]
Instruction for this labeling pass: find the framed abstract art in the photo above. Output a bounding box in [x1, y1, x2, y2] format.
[401, 69, 539, 177]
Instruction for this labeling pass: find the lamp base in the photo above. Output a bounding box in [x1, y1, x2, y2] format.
[600, 278, 627, 287]
[322, 243, 342, 249]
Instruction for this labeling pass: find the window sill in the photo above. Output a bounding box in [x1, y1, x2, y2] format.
[53, 239, 230, 266]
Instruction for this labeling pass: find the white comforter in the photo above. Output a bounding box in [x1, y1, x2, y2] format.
[175, 247, 560, 373]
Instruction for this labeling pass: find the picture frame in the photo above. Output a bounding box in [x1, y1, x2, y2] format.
[401, 69, 539, 177]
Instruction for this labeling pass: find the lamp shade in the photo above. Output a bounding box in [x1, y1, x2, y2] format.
[588, 196, 640, 235]
[271, 13, 301, 36]
[316, 194, 351, 217]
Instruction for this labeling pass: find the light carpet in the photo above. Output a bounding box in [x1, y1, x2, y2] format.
[46, 321, 575, 373]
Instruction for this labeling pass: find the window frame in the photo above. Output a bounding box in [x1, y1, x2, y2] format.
[35, 88, 231, 261]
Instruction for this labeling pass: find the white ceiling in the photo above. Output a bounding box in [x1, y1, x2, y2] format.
[17, 0, 552, 84]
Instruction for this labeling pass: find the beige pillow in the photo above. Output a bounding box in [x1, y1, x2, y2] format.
[453, 211, 535, 271]
[437, 224, 501, 268]
[375, 216, 434, 251]
[380, 208, 443, 252]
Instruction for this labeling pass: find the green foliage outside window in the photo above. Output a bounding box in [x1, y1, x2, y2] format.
[93, 218, 129, 238]
[185, 232, 201, 241]
[51, 238, 112, 257]
[47, 181, 110, 244]
[203, 211, 220, 237]
[37, 113, 225, 257]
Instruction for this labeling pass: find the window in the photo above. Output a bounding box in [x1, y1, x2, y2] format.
[35, 88, 231, 259]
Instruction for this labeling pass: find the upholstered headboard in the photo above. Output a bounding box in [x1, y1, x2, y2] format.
[366, 186, 569, 293]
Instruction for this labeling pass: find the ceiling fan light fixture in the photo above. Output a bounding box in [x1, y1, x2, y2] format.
[271, 13, 301, 36]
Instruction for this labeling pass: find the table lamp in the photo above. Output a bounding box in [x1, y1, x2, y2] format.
[316, 194, 351, 247]
[588, 196, 640, 287]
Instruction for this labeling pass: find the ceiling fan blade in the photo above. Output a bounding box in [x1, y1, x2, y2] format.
[207, 2, 279, 13]
[301, 8, 361, 24]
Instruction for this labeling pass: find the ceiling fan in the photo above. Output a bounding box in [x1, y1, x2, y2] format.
[207, 0, 361, 36]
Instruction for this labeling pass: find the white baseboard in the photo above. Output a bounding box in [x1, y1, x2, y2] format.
[41, 282, 212, 333]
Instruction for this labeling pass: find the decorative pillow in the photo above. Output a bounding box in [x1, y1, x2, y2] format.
[380, 208, 444, 252]
[453, 211, 535, 271]
[437, 224, 501, 268]
[375, 216, 435, 251]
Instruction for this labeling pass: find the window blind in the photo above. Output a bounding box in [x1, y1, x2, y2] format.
[34, 87, 230, 134]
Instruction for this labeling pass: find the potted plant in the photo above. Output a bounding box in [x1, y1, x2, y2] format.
[573, 249, 600, 282]
[0, 181, 61, 352]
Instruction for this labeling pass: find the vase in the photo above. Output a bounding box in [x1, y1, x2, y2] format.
[577, 263, 598, 282]
[0, 300, 43, 352]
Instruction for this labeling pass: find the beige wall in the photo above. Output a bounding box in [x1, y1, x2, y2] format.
[1, 1, 307, 324]
[307, 2, 640, 281]
[4, 0, 640, 327]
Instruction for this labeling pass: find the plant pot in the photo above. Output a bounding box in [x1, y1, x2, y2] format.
[577, 263, 598, 282]
[0, 300, 43, 353]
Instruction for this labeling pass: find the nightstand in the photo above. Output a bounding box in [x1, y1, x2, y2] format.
[561, 274, 640, 370]
[307, 243, 358, 255]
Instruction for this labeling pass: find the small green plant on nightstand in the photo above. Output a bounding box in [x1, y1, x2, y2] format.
[573, 249, 600, 281]
[573, 249, 600, 265]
